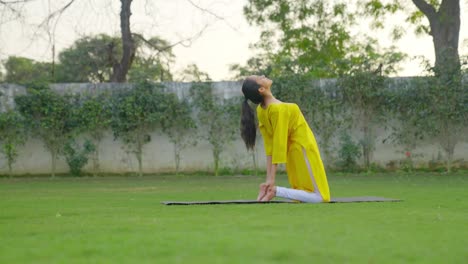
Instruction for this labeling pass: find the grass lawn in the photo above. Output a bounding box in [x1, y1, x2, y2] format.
[1, 172, 467, 263]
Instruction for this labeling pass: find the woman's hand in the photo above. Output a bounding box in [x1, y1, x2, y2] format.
[258, 156, 277, 201]
[261, 184, 276, 201]
[257, 182, 276, 202]
[257, 183, 268, 201]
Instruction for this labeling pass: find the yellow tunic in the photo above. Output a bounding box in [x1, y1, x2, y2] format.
[257, 102, 331, 202]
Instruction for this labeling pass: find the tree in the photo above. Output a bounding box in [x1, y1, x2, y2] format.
[2, 0, 222, 83]
[338, 60, 388, 170]
[241, 0, 464, 79]
[15, 84, 76, 177]
[413, 0, 461, 75]
[389, 68, 467, 172]
[128, 36, 175, 82]
[241, 0, 360, 78]
[362, 0, 462, 78]
[178, 64, 211, 82]
[110, 0, 134, 82]
[3, 56, 52, 85]
[55, 34, 120, 83]
[336, 130, 362, 172]
[63, 139, 95, 177]
[161, 95, 197, 174]
[128, 57, 173, 82]
[229, 55, 274, 80]
[110, 81, 169, 176]
[56, 34, 175, 83]
[236, 0, 408, 82]
[0, 110, 27, 177]
[75, 93, 113, 176]
[109, 0, 213, 82]
[190, 82, 238, 176]
[384, 78, 425, 157]
[360, 0, 465, 172]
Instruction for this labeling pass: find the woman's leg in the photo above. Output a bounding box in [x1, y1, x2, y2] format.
[275, 146, 324, 203]
[275, 186, 323, 203]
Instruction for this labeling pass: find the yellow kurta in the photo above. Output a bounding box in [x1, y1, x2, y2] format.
[257, 103, 331, 202]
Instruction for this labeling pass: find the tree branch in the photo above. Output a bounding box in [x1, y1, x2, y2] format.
[185, 0, 239, 32]
[0, 0, 37, 18]
[37, 0, 75, 29]
[411, 0, 437, 21]
[0, 0, 37, 4]
[132, 24, 208, 55]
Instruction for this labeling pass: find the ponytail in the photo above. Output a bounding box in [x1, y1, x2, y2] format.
[240, 77, 262, 150]
[240, 99, 256, 150]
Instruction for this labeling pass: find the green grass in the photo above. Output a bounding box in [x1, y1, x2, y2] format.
[1, 172, 467, 263]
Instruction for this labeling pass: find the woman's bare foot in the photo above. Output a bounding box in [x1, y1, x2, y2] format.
[257, 183, 268, 201]
[260, 186, 276, 201]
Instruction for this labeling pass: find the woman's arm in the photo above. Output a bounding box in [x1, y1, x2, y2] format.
[266, 155, 277, 185]
[257, 155, 277, 201]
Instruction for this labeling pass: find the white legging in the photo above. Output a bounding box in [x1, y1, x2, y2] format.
[276, 186, 323, 203]
[275, 148, 323, 203]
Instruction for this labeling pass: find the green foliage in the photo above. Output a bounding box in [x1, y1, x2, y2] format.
[384, 78, 425, 153]
[190, 82, 239, 176]
[234, 0, 406, 82]
[128, 36, 175, 82]
[161, 95, 197, 174]
[0, 110, 27, 176]
[75, 93, 112, 140]
[358, 0, 438, 37]
[338, 63, 388, 170]
[3, 56, 53, 85]
[110, 81, 171, 176]
[229, 55, 275, 80]
[396, 73, 466, 172]
[74, 93, 113, 176]
[336, 131, 362, 172]
[177, 64, 211, 82]
[128, 57, 173, 82]
[63, 139, 96, 177]
[14, 84, 76, 176]
[360, 0, 461, 81]
[384, 54, 468, 173]
[242, 0, 358, 78]
[56, 34, 121, 83]
[56, 34, 175, 83]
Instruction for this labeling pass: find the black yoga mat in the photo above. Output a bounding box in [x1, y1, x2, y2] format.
[162, 196, 402, 205]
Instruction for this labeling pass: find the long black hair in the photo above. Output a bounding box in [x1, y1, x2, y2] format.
[241, 78, 263, 150]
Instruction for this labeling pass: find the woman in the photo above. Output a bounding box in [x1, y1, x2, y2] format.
[240, 75, 330, 203]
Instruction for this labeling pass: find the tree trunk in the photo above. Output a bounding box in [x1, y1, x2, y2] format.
[446, 150, 453, 173]
[442, 124, 457, 173]
[5, 144, 13, 177]
[361, 113, 373, 171]
[136, 151, 143, 177]
[321, 133, 334, 169]
[174, 143, 181, 175]
[110, 0, 135, 82]
[7, 158, 13, 178]
[92, 145, 99, 177]
[412, 0, 461, 77]
[136, 140, 143, 177]
[51, 150, 57, 177]
[213, 147, 221, 176]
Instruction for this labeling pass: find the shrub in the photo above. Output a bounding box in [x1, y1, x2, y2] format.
[63, 139, 96, 177]
[336, 131, 361, 172]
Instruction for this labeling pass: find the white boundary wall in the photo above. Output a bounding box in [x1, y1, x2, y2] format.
[0, 81, 466, 175]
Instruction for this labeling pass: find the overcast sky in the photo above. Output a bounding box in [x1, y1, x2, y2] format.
[0, 0, 467, 81]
